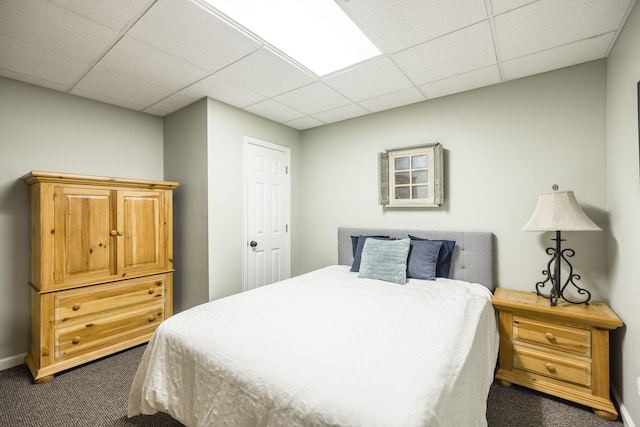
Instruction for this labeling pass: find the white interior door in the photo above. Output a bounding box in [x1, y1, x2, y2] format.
[244, 137, 290, 291]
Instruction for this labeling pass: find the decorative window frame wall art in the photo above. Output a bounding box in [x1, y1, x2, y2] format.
[379, 142, 443, 207]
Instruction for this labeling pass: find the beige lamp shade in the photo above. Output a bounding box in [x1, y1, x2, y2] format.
[522, 190, 601, 232]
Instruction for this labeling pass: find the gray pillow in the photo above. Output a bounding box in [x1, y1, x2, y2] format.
[358, 238, 410, 285]
[407, 239, 442, 280]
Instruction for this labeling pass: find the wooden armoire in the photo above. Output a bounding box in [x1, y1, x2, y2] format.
[21, 171, 179, 383]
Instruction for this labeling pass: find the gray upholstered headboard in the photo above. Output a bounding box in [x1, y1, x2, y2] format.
[338, 227, 495, 291]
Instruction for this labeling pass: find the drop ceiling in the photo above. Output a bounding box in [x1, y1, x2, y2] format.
[0, 0, 635, 130]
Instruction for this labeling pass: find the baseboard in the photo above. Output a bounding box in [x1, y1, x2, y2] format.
[612, 386, 636, 427]
[0, 353, 26, 372]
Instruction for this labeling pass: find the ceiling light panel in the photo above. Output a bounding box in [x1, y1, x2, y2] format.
[200, 0, 381, 76]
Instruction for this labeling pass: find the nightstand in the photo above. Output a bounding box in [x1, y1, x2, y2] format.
[492, 288, 623, 420]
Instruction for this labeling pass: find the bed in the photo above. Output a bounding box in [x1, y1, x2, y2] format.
[128, 227, 499, 427]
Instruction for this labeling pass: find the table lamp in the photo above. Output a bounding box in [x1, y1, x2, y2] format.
[522, 187, 601, 306]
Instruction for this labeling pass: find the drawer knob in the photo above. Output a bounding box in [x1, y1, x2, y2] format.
[544, 332, 556, 342]
[72, 336, 81, 345]
[148, 289, 154, 295]
[72, 303, 81, 311]
[148, 315, 156, 322]
[545, 363, 556, 373]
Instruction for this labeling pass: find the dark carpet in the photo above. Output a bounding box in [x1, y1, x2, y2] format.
[0, 344, 624, 426]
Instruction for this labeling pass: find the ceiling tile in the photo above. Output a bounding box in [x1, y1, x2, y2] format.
[339, 0, 488, 53]
[312, 104, 370, 124]
[284, 116, 325, 131]
[502, 33, 614, 80]
[244, 100, 306, 123]
[146, 92, 199, 115]
[74, 66, 172, 107]
[323, 56, 413, 102]
[495, 0, 632, 60]
[47, 0, 154, 32]
[216, 48, 316, 97]
[392, 21, 496, 85]
[127, 0, 262, 73]
[0, 0, 634, 125]
[180, 74, 265, 108]
[357, 87, 426, 113]
[143, 107, 169, 116]
[274, 82, 352, 115]
[98, 36, 209, 91]
[0, 34, 88, 87]
[70, 87, 147, 111]
[490, 0, 536, 15]
[0, 0, 118, 63]
[0, 68, 71, 92]
[419, 65, 501, 99]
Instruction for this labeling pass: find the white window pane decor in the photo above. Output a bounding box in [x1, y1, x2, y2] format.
[378, 143, 443, 207]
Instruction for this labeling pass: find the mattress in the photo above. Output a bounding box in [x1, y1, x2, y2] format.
[128, 265, 499, 427]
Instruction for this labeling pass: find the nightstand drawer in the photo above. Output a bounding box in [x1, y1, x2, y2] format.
[513, 345, 591, 387]
[514, 316, 590, 356]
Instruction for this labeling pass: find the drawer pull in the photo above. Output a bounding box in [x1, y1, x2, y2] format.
[72, 336, 81, 345]
[148, 289, 154, 295]
[545, 363, 556, 373]
[544, 332, 556, 342]
[148, 315, 156, 322]
[72, 303, 81, 311]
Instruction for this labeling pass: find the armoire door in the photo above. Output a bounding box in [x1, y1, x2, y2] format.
[118, 189, 166, 277]
[53, 186, 117, 287]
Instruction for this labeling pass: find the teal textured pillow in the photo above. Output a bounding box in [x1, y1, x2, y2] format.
[358, 238, 410, 285]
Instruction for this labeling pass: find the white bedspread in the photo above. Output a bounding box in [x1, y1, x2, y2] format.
[128, 265, 499, 427]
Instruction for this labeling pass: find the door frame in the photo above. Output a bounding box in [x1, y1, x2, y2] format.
[242, 136, 291, 291]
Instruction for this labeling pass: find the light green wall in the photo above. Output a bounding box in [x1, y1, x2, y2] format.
[299, 60, 608, 301]
[606, 2, 640, 424]
[163, 98, 210, 311]
[205, 98, 301, 301]
[0, 76, 164, 362]
[163, 97, 301, 309]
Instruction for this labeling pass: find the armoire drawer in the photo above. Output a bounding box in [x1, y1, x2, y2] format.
[55, 303, 164, 358]
[54, 275, 166, 325]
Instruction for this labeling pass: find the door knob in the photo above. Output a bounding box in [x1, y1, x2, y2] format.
[250, 241, 258, 248]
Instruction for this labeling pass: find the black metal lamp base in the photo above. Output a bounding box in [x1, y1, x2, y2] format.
[535, 230, 591, 306]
